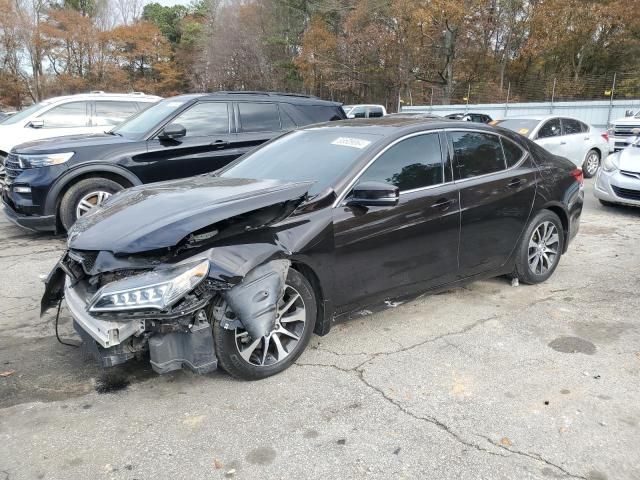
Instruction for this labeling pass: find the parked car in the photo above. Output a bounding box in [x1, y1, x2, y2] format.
[445, 113, 493, 123]
[594, 129, 640, 207]
[0, 92, 160, 163]
[2, 92, 346, 232]
[493, 116, 609, 178]
[607, 110, 640, 152]
[41, 118, 584, 379]
[343, 104, 387, 118]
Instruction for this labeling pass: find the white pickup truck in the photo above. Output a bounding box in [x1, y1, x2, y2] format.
[608, 110, 640, 152]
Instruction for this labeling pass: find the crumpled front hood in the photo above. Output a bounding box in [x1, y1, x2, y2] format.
[617, 147, 640, 173]
[68, 176, 312, 254]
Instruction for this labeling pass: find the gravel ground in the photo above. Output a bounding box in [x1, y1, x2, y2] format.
[0, 180, 639, 480]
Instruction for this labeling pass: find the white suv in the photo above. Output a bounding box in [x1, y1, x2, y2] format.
[607, 111, 640, 152]
[0, 92, 161, 160]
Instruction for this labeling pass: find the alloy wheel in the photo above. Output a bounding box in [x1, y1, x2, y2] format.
[585, 151, 600, 176]
[528, 221, 560, 275]
[75, 190, 112, 218]
[234, 284, 306, 367]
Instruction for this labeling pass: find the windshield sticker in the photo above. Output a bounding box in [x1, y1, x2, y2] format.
[331, 137, 372, 149]
[488, 120, 499, 126]
[518, 128, 529, 135]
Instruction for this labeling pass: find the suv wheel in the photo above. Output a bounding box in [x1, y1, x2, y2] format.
[59, 177, 124, 231]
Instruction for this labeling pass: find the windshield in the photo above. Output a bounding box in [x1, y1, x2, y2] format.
[494, 119, 541, 136]
[220, 129, 383, 197]
[1, 102, 48, 125]
[112, 98, 187, 139]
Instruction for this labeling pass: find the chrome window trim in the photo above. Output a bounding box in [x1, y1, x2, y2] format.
[445, 128, 529, 185]
[332, 129, 446, 207]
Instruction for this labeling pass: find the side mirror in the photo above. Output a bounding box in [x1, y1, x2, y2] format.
[346, 181, 399, 207]
[159, 123, 186, 140]
[29, 119, 44, 129]
[625, 110, 634, 117]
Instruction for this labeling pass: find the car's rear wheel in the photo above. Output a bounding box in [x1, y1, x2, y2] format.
[582, 149, 600, 178]
[59, 177, 124, 231]
[514, 210, 565, 285]
[213, 268, 316, 380]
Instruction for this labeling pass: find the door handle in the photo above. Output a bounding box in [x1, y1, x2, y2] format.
[432, 198, 454, 210]
[560, 141, 567, 145]
[211, 140, 229, 148]
[507, 178, 523, 188]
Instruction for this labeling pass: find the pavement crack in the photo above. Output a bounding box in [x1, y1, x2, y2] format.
[483, 437, 587, 479]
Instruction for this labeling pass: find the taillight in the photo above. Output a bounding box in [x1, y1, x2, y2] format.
[601, 132, 609, 142]
[570, 168, 584, 186]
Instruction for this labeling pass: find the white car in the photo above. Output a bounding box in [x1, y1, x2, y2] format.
[607, 111, 640, 152]
[494, 116, 609, 178]
[343, 104, 387, 118]
[594, 132, 640, 208]
[0, 92, 161, 162]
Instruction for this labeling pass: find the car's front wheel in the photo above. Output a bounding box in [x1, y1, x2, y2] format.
[213, 268, 316, 380]
[582, 149, 600, 178]
[59, 177, 125, 231]
[514, 210, 565, 285]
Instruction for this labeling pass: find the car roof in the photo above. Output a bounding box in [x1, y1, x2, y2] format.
[188, 91, 343, 106]
[43, 92, 162, 104]
[300, 117, 499, 137]
[498, 115, 584, 121]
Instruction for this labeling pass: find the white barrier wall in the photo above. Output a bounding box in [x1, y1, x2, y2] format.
[402, 99, 640, 128]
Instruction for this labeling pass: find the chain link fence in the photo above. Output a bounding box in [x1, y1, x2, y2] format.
[406, 72, 640, 107]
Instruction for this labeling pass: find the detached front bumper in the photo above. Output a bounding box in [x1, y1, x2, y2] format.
[594, 168, 640, 207]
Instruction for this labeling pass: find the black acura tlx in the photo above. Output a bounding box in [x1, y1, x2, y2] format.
[42, 117, 584, 380]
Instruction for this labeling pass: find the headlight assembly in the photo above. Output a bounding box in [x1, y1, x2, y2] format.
[18, 152, 74, 168]
[602, 153, 620, 172]
[88, 260, 209, 313]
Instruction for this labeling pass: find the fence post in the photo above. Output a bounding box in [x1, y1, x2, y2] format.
[504, 82, 511, 118]
[430, 87, 434, 110]
[550, 78, 556, 114]
[465, 84, 470, 113]
[607, 72, 617, 124]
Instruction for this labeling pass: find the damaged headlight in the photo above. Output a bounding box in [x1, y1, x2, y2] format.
[88, 260, 209, 313]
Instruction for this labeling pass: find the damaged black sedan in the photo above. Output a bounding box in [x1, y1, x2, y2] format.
[42, 118, 584, 380]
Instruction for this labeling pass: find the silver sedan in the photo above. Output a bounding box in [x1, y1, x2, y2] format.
[594, 134, 640, 207]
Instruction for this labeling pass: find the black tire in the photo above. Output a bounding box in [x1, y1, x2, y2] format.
[599, 199, 616, 207]
[213, 268, 316, 380]
[582, 149, 600, 178]
[514, 210, 565, 285]
[59, 177, 124, 231]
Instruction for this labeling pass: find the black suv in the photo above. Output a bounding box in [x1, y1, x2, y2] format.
[2, 92, 345, 232]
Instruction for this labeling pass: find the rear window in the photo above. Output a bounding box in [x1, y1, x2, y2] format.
[495, 119, 540, 136]
[298, 105, 345, 124]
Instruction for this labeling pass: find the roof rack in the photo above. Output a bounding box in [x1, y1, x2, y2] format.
[210, 91, 318, 99]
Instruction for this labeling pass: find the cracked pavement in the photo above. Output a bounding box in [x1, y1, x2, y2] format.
[1, 181, 639, 480]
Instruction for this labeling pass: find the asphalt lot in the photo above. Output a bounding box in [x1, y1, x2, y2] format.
[1, 179, 639, 480]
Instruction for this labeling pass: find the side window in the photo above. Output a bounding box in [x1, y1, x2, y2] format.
[279, 106, 297, 130]
[368, 107, 384, 118]
[450, 131, 506, 179]
[579, 121, 589, 133]
[537, 118, 561, 138]
[358, 133, 443, 191]
[171, 102, 229, 137]
[350, 107, 366, 118]
[38, 101, 89, 128]
[501, 137, 525, 168]
[94, 101, 139, 127]
[238, 103, 281, 132]
[562, 118, 583, 135]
